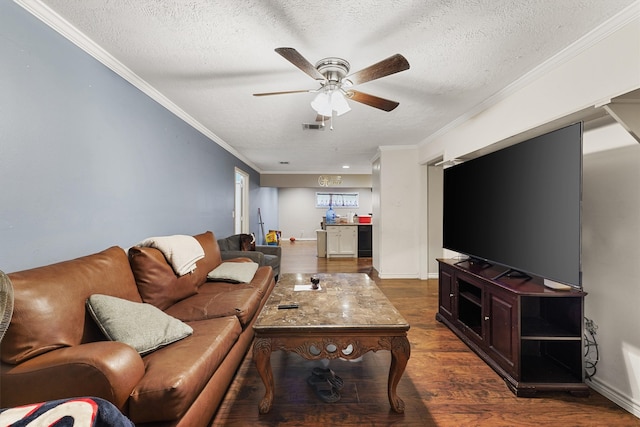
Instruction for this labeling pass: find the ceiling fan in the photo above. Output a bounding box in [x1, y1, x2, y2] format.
[254, 48, 410, 118]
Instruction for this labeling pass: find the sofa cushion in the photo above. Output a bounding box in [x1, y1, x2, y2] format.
[220, 250, 265, 265]
[127, 246, 196, 310]
[207, 261, 259, 284]
[164, 282, 263, 327]
[3, 247, 141, 365]
[248, 265, 275, 296]
[216, 235, 235, 252]
[194, 230, 222, 268]
[128, 316, 242, 424]
[128, 231, 221, 310]
[86, 294, 193, 355]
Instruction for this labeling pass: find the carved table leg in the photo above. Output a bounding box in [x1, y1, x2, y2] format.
[388, 336, 411, 413]
[253, 338, 274, 414]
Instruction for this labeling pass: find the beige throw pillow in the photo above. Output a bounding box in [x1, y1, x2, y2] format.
[207, 262, 259, 284]
[86, 294, 193, 355]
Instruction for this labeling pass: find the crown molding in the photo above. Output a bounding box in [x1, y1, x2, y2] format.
[15, 0, 261, 173]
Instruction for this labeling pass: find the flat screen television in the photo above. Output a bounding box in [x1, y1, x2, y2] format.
[442, 122, 582, 287]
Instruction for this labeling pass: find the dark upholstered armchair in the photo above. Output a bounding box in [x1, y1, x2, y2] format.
[217, 234, 281, 280]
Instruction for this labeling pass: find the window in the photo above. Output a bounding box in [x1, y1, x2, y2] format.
[316, 192, 359, 208]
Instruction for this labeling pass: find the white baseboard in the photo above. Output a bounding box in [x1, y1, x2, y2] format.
[588, 377, 640, 419]
[379, 272, 439, 280]
[377, 273, 420, 279]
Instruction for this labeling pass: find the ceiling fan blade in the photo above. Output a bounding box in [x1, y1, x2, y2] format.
[275, 47, 325, 81]
[315, 114, 331, 122]
[253, 89, 313, 96]
[346, 90, 400, 112]
[345, 54, 410, 86]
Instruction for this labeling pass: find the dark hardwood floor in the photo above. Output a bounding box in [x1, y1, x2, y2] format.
[211, 240, 639, 426]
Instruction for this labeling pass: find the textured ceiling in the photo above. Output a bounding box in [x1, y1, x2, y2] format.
[21, 0, 637, 173]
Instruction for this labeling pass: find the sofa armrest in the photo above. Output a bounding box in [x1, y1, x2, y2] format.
[220, 250, 265, 265]
[0, 341, 145, 409]
[255, 245, 281, 258]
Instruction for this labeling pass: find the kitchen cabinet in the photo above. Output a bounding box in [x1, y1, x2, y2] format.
[326, 225, 357, 258]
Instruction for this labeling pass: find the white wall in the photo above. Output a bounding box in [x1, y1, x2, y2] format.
[372, 157, 382, 268]
[278, 187, 372, 240]
[583, 125, 640, 415]
[0, 2, 266, 272]
[375, 146, 421, 278]
[427, 165, 443, 277]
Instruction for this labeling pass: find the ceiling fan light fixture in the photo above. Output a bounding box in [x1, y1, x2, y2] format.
[311, 89, 351, 117]
[311, 92, 333, 117]
[331, 90, 351, 116]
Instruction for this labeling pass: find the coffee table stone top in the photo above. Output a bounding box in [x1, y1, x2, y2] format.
[254, 273, 409, 332]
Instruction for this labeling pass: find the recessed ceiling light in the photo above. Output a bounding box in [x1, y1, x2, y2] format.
[342, 165, 350, 169]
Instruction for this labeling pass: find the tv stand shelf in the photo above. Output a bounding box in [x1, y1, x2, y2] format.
[459, 290, 481, 306]
[521, 316, 581, 339]
[436, 259, 589, 397]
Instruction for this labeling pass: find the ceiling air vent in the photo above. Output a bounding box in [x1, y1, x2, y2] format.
[302, 123, 325, 130]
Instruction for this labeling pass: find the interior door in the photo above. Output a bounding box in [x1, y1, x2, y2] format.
[234, 168, 249, 234]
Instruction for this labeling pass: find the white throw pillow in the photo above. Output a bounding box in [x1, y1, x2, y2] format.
[207, 262, 259, 284]
[86, 294, 193, 355]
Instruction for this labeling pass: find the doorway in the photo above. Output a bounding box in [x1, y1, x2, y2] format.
[234, 168, 250, 234]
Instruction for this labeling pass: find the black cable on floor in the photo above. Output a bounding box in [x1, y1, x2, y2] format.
[584, 317, 599, 380]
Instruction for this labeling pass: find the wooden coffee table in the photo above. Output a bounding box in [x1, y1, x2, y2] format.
[252, 273, 411, 414]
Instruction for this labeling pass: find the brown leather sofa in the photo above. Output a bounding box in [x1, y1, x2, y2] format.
[0, 231, 275, 427]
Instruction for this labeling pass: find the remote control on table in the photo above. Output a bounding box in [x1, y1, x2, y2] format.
[277, 303, 299, 309]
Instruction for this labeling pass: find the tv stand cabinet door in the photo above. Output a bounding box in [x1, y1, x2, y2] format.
[438, 264, 456, 322]
[485, 288, 518, 377]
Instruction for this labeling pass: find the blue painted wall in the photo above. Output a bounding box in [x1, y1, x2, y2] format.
[0, 2, 277, 272]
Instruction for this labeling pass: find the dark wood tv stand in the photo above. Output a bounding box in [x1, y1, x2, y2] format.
[436, 259, 589, 397]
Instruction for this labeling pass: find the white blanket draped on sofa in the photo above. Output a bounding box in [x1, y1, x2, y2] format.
[138, 235, 205, 276]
